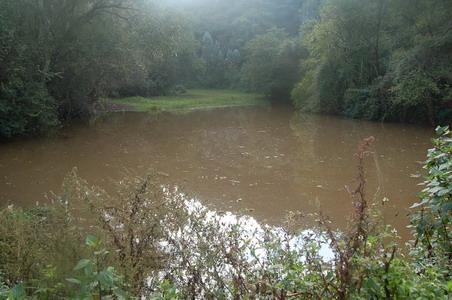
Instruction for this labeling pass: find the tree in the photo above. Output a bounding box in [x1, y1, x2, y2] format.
[0, 0, 59, 138]
[292, 0, 391, 113]
[0, 0, 196, 137]
[241, 28, 300, 101]
[291, 0, 452, 124]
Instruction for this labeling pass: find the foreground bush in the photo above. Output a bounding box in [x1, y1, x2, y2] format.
[0, 128, 450, 299]
[0, 204, 85, 298]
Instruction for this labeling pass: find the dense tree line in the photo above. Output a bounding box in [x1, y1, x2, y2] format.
[1, 0, 451, 138]
[179, 0, 451, 123]
[173, 0, 318, 92]
[291, 0, 452, 125]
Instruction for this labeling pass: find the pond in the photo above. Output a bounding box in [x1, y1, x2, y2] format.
[0, 107, 433, 240]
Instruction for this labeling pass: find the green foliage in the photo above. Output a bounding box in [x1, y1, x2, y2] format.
[0, 2, 59, 138]
[117, 8, 198, 98]
[0, 235, 130, 300]
[241, 28, 300, 101]
[66, 235, 129, 300]
[343, 80, 393, 121]
[292, 0, 390, 114]
[292, 0, 452, 124]
[0, 205, 85, 299]
[0, 0, 197, 138]
[169, 0, 313, 90]
[410, 126, 451, 274]
[149, 280, 179, 300]
[0, 80, 59, 138]
[0, 283, 26, 300]
[390, 32, 452, 124]
[0, 206, 80, 286]
[2, 0, 451, 138]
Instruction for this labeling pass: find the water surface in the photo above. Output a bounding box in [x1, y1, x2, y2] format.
[0, 107, 433, 239]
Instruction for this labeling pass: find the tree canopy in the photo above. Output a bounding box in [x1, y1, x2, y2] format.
[1, 0, 451, 138]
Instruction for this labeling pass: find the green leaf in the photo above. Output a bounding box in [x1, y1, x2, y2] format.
[66, 278, 82, 285]
[94, 249, 109, 256]
[435, 126, 449, 136]
[85, 235, 100, 248]
[428, 186, 443, 194]
[74, 259, 91, 271]
[113, 288, 128, 299]
[365, 277, 380, 293]
[441, 202, 452, 211]
[8, 284, 26, 300]
[410, 202, 425, 209]
[97, 270, 114, 288]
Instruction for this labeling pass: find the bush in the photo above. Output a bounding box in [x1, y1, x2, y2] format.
[241, 28, 300, 102]
[409, 126, 451, 275]
[172, 85, 187, 95]
[65, 235, 130, 299]
[0, 15, 59, 138]
[342, 84, 393, 121]
[0, 205, 85, 298]
[315, 59, 347, 113]
[0, 80, 59, 138]
[389, 33, 452, 125]
[291, 58, 347, 114]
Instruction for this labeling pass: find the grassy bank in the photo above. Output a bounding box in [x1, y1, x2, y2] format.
[110, 89, 268, 112]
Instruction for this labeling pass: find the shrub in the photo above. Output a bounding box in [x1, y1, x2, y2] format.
[0, 204, 85, 298]
[65, 235, 130, 299]
[409, 126, 451, 275]
[241, 28, 300, 102]
[0, 80, 59, 138]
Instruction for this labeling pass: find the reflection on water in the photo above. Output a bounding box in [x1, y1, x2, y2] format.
[0, 107, 433, 239]
[163, 196, 333, 270]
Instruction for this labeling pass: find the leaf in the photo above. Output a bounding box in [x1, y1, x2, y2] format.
[8, 284, 26, 300]
[410, 202, 425, 209]
[113, 288, 128, 299]
[435, 126, 449, 136]
[97, 270, 114, 288]
[66, 278, 82, 285]
[74, 259, 91, 271]
[365, 277, 380, 293]
[94, 249, 109, 256]
[441, 202, 452, 212]
[438, 188, 451, 196]
[85, 235, 99, 248]
[428, 186, 443, 194]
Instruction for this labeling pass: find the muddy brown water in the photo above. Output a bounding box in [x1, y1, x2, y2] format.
[0, 107, 433, 240]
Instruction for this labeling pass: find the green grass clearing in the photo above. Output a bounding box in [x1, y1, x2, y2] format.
[110, 89, 268, 112]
